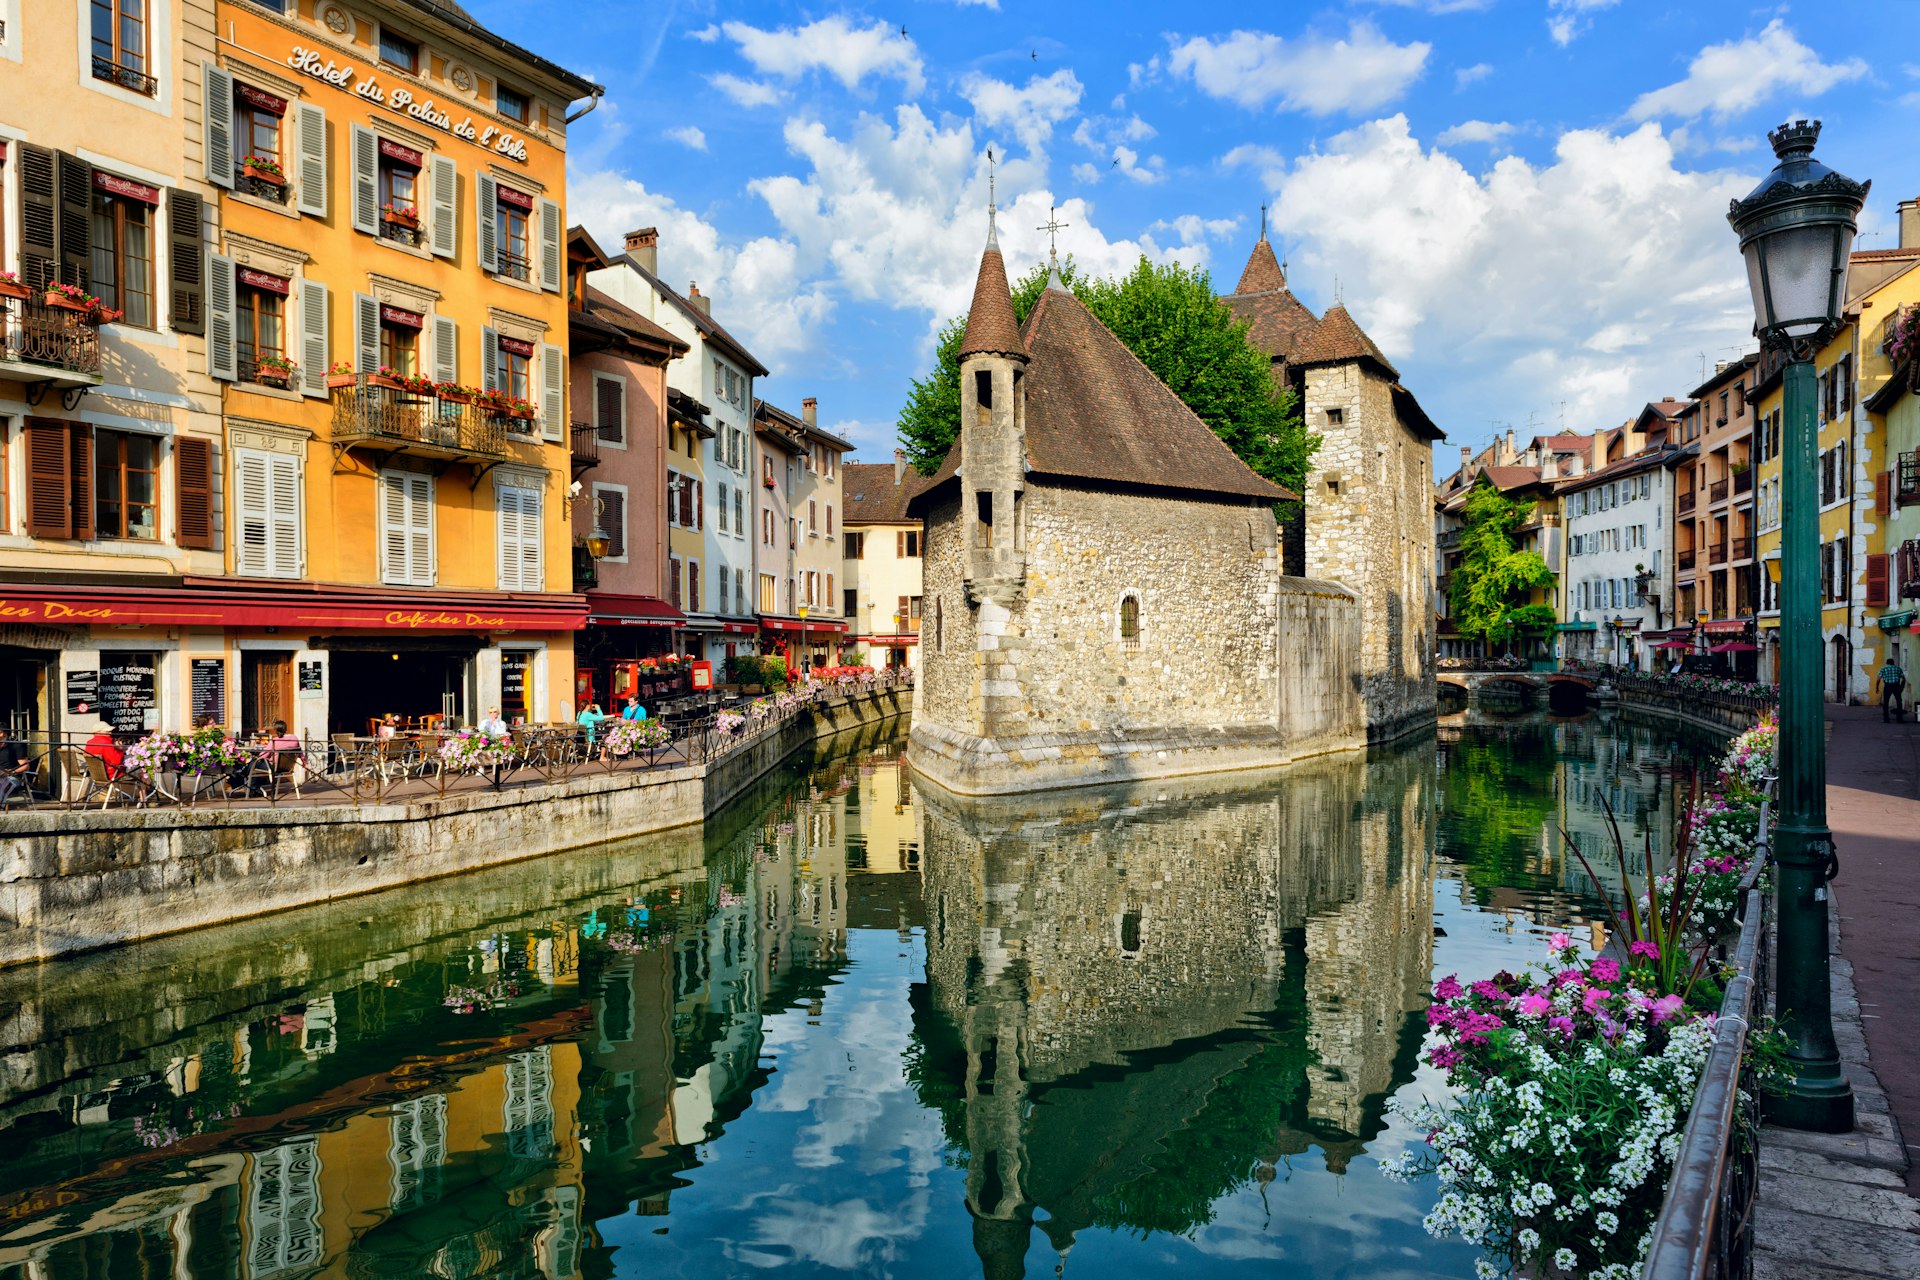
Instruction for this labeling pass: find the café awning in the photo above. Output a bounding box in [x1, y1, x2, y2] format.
[0, 579, 586, 631]
[585, 594, 684, 627]
[760, 616, 848, 634]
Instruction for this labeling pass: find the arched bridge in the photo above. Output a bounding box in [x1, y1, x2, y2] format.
[1436, 671, 1599, 714]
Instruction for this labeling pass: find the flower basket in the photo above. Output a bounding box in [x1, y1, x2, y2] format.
[326, 373, 358, 389]
[254, 369, 292, 389]
[762, 477, 777, 488]
[437, 387, 473, 405]
[44, 292, 90, 315]
[508, 403, 537, 421]
[0, 279, 30, 301]
[603, 719, 670, 759]
[381, 208, 420, 230]
[242, 161, 287, 186]
[368, 373, 407, 391]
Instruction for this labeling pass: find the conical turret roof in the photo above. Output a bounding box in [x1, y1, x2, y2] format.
[1290, 304, 1398, 378]
[1221, 236, 1318, 362]
[958, 220, 1029, 362]
[1234, 237, 1288, 295]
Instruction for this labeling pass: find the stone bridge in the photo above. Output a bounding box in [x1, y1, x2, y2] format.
[1436, 670, 1599, 714]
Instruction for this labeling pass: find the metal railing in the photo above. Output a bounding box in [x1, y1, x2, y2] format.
[1710, 479, 1730, 503]
[1898, 452, 1920, 506]
[1678, 549, 1697, 571]
[570, 419, 600, 469]
[1733, 470, 1753, 495]
[1680, 491, 1698, 514]
[1642, 790, 1774, 1280]
[1710, 541, 1729, 565]
[0, 293, 104, 377]
[92, 54, 157, 96]
[1731, 537, 1752, 561]
[331, 376, 511, 458]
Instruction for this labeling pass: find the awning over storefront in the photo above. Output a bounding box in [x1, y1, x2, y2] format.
[719, 620, 758, 635]
[0, 580, 586, 631]
[759, 616, 849, 635]
[585, 594, 684, 627]
[1878, 609, 1916, 632]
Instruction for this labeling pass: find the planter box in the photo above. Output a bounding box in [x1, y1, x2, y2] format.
[0, 280, 30, 301]
[382, 212, 420, 229]
[254, 371, 293, 389]
[44, 294, 91, 315]
[438, 390, 473, 405]
[508, 407, 537, 421]
[242, 164, 287, 186]
[368, 374, 407, 392]
[326, 373, 358, 389]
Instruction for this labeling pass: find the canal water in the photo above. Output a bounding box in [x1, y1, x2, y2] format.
[0, 712, 1724, 1280]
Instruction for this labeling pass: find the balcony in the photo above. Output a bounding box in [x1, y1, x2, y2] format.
[1678, 490, 1696, 514]
[92, 55, 157, 97]
[1677, 549, 1696, 571]
[1709, 541, 1728, 566]
[1709, 479, 1729, 503]
[1437, 527, 1464, 549]
[329, 376, 514, 465]
[1899, 452, 1920, 506]
[1733, 469, 1753, 495]
[1731, 536, 1752, 561]
[570, 419, 600, 476]
[0, 292, 106, 393]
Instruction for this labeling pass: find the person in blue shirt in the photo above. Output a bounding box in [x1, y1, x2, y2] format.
[621, 697, 646, 722]
[576, 702, 606, 747]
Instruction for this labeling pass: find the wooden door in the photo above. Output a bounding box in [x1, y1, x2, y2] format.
[244, 653, 293, 732]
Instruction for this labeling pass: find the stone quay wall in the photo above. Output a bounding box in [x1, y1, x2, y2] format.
[0, 689, 910, 969]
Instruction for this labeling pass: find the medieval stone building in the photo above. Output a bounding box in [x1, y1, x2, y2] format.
[908, 218, 1367, 796]
[1224, 235, 1444, 741]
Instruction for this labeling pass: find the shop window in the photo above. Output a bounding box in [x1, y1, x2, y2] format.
[497, 84, 530, 124]
[378, 28, 419, 74]
[90, 173, 155, 327]
[93, 429, 159, 540]
[91, 0, 155, 95]
[236, 269, 288, 384]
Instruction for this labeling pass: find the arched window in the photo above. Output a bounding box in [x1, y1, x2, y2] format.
[1118, 593, 1141, 651]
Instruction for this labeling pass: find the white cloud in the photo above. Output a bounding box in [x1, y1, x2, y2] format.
[1112, 145, 1165, 184]
[1547, 0, 1620, 47]
[1436, 119, 1516, 146]
[959, 68, 1084, 154]
[713, 73, 783, 108]
[666, 125, 707, 151]
[718, 16, 925, 95]
[1166, 22, 1431, 115]
[1628, 20, 1868, 123]
[1374, 0, 1495, 10]
[1071, 161, 1102, 186]
[1252, 115, 1755, 432]
[688, 24, 720, 43]
[1455, 62, 1494, 88]
[1127, 57, 1162, 90]
[1071, 114, 1157, 150]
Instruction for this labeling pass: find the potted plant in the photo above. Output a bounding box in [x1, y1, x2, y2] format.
[240, 155, 286, 186]
[436, 381, 474, 405]
[507, 397, 538, 422]
[325, 360, 357, 390]
[43, 281, 111, 321]
[396, 372, 439, 396]
[369, 364, 408, 391]
[381, 203, 420, 229]
[0, 271, 28, 302]
[253, 354, 297, 388]
[762, 475, 777, 488]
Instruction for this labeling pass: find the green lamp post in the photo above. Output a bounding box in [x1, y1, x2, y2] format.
[1726, 118, 1867, 1133]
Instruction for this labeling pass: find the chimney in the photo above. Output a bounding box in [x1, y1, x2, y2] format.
[1567, 452, 1585, 478]
[624, 226, 659, 274]
[1541, 450, 1559, 481]
[1902, 197, 1920, 251]
[1503, 428, 1517, 462]
[894, 448, 908, 485]
[687, 282, 711, 315]
[802, 397, 817, 427]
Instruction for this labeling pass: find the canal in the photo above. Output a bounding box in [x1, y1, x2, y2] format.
[0, 712, 1725, 1279]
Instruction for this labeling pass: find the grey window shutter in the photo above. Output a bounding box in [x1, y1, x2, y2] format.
[56, 152, 93, 290]
[354, 292, 379, 375]
[207, 254, 237, 381]
[481, 325, 498, 392]
[203, 63, 234, 190]
[17, 144, 60, 291]
[299, 279, 329, 397]
[167, 188, 206, 335]
[294, 102, 327, 217]
[349, 124, 378, 235]
[475, 173, 498, 273]
[429, 154, 456, 258]
[540, 342, 564, 441]
[433, 314, 457, 384]
[538, 197, 561, 292]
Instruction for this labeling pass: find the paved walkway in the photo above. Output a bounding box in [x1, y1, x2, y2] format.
[1754, 705, 1920, 1280]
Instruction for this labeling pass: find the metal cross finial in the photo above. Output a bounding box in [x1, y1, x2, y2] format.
[1037, 204, 1070, 267]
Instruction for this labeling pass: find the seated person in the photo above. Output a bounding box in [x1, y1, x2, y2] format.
[0, 727, 33, 805]
[477, 707, 510, 737]
[577, 702, 606, 745]
[84, 728, 125, 777]
[621, 697, 647, 721]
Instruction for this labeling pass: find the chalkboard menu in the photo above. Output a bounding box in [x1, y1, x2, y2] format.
[65, 668, 99, 715]
[190, 658, 226, 726]
[298, 660, 324, 695]
[501, 648, 534, 722]
[97, 651, 159, 732]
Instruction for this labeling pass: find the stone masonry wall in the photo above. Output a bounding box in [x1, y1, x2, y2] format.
[1302, 363, 1438, 742]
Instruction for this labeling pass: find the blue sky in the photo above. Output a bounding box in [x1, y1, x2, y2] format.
[467, 1, 1917, 465]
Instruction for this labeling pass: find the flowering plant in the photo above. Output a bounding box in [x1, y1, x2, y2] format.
[381, 203, 419, 220]
[394, 372, 439, 395]
[1716, 713, 1776, 799]
[602, 719, 670, 757]
[476, 387, 515, 413]
[1887, 304, 1920, 366]
[240, 154, 285, 180]
[123, 728, 247, 776]
[0, 270, 21, 286]
[713, 710, 746, 736]
[438, 729, 519, 770]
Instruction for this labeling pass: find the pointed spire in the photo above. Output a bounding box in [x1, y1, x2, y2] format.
[985, 147, 1000, 250]
[1037, 205, 1070, 292]
[1232, 235, 1288, 296]
[1259, 202, 1268, 242]
[960, 208, 1028, 362]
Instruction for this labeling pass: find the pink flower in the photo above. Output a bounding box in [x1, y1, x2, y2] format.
[1512, 992, 1553, 1018]
[1589, 957, 1621, 983]
[1429, 1046, 1462, 1070]
[1433, 975, 1463, 1001]
[1470, 979, 1505, 1001]
[1548, 932, 1572, 951]
[1427, 1004, 1457, 1028]
[1649, 994, 1686, 1025]
[1629, 940, 1662, 961]
[1547, 1016, 1576, 1041]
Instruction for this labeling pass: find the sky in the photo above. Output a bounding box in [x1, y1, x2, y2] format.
[464, 0, 1919, 467]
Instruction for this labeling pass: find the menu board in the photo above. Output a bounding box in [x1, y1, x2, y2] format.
[65, 669, 99, 715]
[190, 658, 226, 726]
[501, 649, 534, 722]
[298, 660, 325, 697]
[97, 652, 159, 732]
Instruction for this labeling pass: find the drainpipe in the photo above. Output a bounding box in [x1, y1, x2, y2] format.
[565, 84, 605, 125]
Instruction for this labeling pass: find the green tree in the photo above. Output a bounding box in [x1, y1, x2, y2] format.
[896, 257, 1315, 503]
[1449, 477, 1556, 654]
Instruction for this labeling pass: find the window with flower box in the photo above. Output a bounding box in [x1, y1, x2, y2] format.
[235, 268, 288, 385]
[89, 171, 155, 328]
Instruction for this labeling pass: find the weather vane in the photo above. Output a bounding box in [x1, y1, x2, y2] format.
[1038, 204, 1070, 269]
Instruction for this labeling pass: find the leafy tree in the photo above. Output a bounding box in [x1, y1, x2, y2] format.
[1448, 477, 1556, 653]
[896, 257, 1315, 505]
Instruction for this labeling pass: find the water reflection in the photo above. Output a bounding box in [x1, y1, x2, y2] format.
[0, 713, 1719, 1279]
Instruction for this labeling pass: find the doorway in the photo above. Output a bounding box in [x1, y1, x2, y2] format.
[326, 647, 474, 736]
[0, 647, 52, 738]
[1831, 634, 1850, 704]
[242, 652, 294, 734]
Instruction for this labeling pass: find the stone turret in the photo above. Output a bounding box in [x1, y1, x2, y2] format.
[956, 212, 1029, 607]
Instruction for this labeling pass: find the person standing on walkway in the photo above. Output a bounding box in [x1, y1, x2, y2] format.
[1878, 655, 1907, 722]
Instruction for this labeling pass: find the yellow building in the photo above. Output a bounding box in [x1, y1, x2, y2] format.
[1753, 235, 1920, 699]
[841, 458, 926, 671]
[666, 386, 710, 654]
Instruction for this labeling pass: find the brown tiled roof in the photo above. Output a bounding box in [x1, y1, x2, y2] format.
[1478, 465, 1549, 492]
[581, 285, 687, 354]
[842, 463, 928, 524]
[1234, 238, 1287, 295]
[958, 231, 1028, 361]
[1221, 238, 1319, 361]
[1555, 445, 1684, 493]
[1290, 305, 1399, 378]
[917, 282, 1296, 506]
[1852, 247, 1920, 261]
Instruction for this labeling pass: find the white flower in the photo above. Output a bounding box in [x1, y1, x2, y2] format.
[1555, 1247, 1578, 1269]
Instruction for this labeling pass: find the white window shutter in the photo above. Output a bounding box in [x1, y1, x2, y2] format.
[294, 102, 327, 217]
[204, 63, 234, 190]
[539, 343, 563, 441]
[299, 279, 328, 397]
[506, 485, 543, 589]
[407, 474, 435, 585]
[429, 154, 457, 258]
[350, 124, 378, 235]
[433, 315, 457, 385]
[495, 485, 518, 589]
[354, 292, 378, 376]
[538, 197, 561, 292]
[269, 454, 303, 577]
[236, 452, 270, 575]
[207, 254, 237, 381]
[379, 472, 407, 584]
[480, 325, 498, 392]
[475, 172, 499, 273]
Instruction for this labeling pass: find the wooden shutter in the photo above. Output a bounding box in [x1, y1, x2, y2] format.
[354, 292, 378, 376]
[1866, 553, 1890, 608]
[206, 253, 237, 380]
[599, 487, 625, 559]
[380, 471, 434, 585]
[299, 279, 328, 397]
[475, 172, 498, 273]
[69, 423, 94, 542]
[349, 124, 378, 235]
[24, 418, 72, 539]
[688, 561, 700, 612]
[596, 378, 623, 443]
[203, 62, 235, 189]
[235, 450, 271, 575]
[294, 101, 327, 216]
[175, 435, 215, 549]
[56, 152, 92, 289]
[679, 476, 693, 528]
[480, 325, 499, 392]
[432, 314, 457, 385]
[539, 197, 562, 292]
[428, 153, 456, 258]
[167, 189, 206, 335]
[1876, 470, 1893, 518]
[695, 479, 704, 531]
[539, 342, 563, 441]
[268, 454, 302, 577]
[18, 144, 59, 291]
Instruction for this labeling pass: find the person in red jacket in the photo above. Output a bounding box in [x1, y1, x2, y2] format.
[84, 729, 124, 778]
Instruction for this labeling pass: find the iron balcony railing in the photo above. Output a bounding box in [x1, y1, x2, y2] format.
[1733, 470, 1753, 495]
[330, 376, 511, 459]
[1731, 536, 1752, 561]
[1709, 479, 1730, 503]
[92, 54, 157, 96]
[1709, 541, 1729, 565]
[1677, 549, 1696, 571]
[570, 419, 600, 471]
[0, 293, 105, 380]
[1679, 490, 1697, 514]
[1898, 452, 1920, 506]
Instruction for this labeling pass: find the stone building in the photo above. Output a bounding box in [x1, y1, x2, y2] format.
[1223, 235, 1446, 741]
[908, 219, 1365, 795]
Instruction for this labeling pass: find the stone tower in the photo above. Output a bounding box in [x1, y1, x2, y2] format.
[955, 213, 1030, 609]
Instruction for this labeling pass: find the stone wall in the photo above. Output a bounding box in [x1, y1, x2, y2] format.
[1301, 362, 1438, 742]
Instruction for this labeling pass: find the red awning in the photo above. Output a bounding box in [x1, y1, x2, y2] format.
[585, 594, 684, 627]
[861, 634, 920, 645]
[759, 616, 848, 634]
[719, 621, 758, 635]
[0, 580, 586, 630]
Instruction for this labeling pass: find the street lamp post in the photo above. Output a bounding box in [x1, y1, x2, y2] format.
[1727, 118, 1867, 1133]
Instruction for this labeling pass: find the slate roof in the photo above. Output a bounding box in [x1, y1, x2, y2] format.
[957, 230, 1028, 361]
[841, 463, 928, 524]
[1221, 238, 1319, 362]
[917, 278, 1297, 507]
[1290, 305, 1400, 378]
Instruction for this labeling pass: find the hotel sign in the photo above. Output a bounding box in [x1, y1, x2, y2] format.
[286, 47, 531, 164]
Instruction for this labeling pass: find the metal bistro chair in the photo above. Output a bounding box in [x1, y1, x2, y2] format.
[74, 748, 144, 809]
